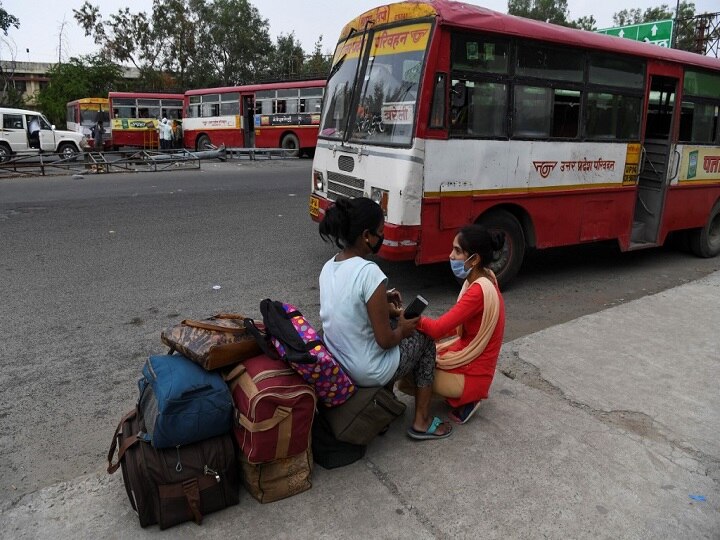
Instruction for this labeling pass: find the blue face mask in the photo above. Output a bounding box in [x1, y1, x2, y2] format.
[450, 255, 476, 279]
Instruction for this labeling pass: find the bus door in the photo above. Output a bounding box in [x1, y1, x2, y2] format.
[632, 68, 682, 246]
[242, 95, 255, 148]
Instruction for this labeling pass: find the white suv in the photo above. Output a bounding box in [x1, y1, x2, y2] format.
[0, 107, 89, 161]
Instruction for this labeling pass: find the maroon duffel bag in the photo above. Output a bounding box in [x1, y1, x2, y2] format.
[225, 354, 316, 464]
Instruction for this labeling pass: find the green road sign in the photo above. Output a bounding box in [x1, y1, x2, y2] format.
[597, 19, 674, 47]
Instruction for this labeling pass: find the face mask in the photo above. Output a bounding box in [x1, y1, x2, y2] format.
[450, 254, 476, 279]
[368, 233, 384, 254]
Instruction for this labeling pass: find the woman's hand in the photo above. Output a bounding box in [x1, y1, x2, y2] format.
[397, 311, 419, 338]
[387, 288, 402, 308]
[388, 302, 402, 318]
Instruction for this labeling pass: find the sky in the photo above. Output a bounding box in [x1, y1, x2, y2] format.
[2, 0, 718, 64]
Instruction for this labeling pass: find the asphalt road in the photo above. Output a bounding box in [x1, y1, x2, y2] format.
[1, 159, 719, 503]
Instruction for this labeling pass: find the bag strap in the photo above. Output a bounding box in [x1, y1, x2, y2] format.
[224, 362, 247, 386]
[236, 405, 291, 432]
[182, 478, 203, 525]
[213, 313, 246, 319]
[181, 319, 246, 334]
[107, 408, 139, 474]
[243, 318, 279, 359]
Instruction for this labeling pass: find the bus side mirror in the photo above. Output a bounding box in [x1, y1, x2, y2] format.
[51, 125, 56, 131]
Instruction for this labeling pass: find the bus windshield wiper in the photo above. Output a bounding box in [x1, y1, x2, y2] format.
[328, 54, 346, 81]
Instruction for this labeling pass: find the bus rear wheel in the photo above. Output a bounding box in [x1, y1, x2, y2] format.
[196, 134, 211, 150]
[689, 200, 720, 258]
[281, 133, 300, 157]
[477, 209, 525, 289]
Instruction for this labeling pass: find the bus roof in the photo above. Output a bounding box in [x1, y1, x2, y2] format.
[185, 79, 326, 97]
[108, 92, 184, 100]
[67, 97, 109, 105]
[345, 0, 720, 72]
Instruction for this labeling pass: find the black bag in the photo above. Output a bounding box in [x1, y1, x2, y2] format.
[107, 408, 239, 529]
[322, 387, 406, 446]
[312, 411, 366, 470]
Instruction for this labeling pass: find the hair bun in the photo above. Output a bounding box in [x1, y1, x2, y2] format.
[334, 197, 351, 215]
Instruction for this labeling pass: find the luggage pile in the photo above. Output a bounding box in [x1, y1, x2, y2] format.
[108, 304, 407, 530]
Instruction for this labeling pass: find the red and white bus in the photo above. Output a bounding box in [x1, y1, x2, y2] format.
[310, 1, 720, 286]
[183, 80, 325, 156]
[108, 92, 184, 150]
[66, 97, 111, 149]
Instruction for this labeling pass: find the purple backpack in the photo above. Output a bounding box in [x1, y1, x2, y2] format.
[246, 300, 356, 408]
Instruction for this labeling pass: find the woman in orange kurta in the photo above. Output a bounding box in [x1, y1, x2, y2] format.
[416, 225, 506, 424]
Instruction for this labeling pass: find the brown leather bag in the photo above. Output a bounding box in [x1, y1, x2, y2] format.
[107, 408, 239, 529]
[161, 314, 263, 370]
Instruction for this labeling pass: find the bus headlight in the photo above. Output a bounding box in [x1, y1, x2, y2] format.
[370, 187, 389, 216]
[313, 169, 325, 192]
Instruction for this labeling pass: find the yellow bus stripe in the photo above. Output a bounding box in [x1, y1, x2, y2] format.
[424, 182, 628, 197]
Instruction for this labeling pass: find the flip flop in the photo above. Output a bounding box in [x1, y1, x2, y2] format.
[406, 416, 452, 440]
[448, 401, 482, 424]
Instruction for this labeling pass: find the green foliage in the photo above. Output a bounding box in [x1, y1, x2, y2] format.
[75, 0, 276, 88]
[0, 2, 19, 36]
[508, 0, 570, 25]
[302, 36, 332, 79]
[35, 56, 125, 128]
[268, 33, 306, 79]
[507, 0, 597, 29]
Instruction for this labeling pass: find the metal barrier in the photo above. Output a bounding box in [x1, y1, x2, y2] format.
[0, 143, 297, 178]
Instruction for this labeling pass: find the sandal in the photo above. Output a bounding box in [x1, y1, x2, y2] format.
[406, 416, 452, 440]
[448, 401, 482, 424]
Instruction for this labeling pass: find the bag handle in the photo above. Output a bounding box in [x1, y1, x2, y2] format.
[243, 318, 279, 359]
[224, 362, 247, 383]
[181, 478, 203, 525]
[107, 408, 139, 474]
[181, 319, 247, 334]
[236, 405, 291, 432]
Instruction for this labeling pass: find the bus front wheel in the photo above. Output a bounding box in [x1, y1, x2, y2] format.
[477, 210, 525, 289]
[196, 134, 211, 150]
[280, 133, 300, 157]
[689, 200, 720, 258]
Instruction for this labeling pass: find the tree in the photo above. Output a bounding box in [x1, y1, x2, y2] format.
[192, 0, 273, 86]
[508, 0, 596, 29]
[0, 2, 19, 36]
[268, 33, 305, 79]
[35, 55, 125, 127]
[302, 36, 332, 78]
[0, 2, 21, 106]
[508, 0, 570, 26]
[75, 0, 274, 89]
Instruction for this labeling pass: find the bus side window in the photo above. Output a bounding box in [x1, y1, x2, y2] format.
[429, 73, 447, 129]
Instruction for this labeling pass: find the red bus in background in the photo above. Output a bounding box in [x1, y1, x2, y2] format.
[108, 92, 184, 150]
[183, 80, 325, 156]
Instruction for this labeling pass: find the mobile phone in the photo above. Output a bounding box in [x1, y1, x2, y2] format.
[403, 295, 428, 319]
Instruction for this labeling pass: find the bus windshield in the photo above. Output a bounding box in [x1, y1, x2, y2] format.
[320, 22, 432, 146]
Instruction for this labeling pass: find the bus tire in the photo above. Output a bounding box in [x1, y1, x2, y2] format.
[0, 142, 11, 162]
[196, 134, 211, 150]
[58, 142, 78, 159]
[689, 200, 720, 258]
[281, 133, 300, 157]
[477, 209, 525, 288]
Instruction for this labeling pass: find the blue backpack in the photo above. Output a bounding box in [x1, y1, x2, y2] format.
[138, 354, 233, 449]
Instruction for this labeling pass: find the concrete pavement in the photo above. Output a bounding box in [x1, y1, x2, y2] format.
[1, 272, 718, 539]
